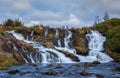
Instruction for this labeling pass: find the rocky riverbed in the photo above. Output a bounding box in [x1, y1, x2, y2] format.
[0, 62, 120, 78]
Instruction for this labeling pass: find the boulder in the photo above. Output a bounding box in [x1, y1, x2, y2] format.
[59, 50, 80, 62]
[56, 64, 63, 68]
[8, 69, 20, 74]
[42, 71, 57, 75]
[96, 74, 104, 78]
[80, 70, 89, 76]
[93, 61, 101, 64]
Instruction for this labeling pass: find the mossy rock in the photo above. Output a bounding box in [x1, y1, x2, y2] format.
[48, 34, 54, 39]
[43, 42, 54, 48]
[0, 55, 21, 70]
[75, 46, 88, 55]
[59, 50, 80, 62]
[107, 51, 120, 62]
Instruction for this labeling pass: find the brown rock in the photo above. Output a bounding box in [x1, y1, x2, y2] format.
[30, 63, 37, 66]
[48, 64, 53, 67]
[43, 42, 54, 48]
[96, 74, 104, 78]
[42, 71, 57, 75]
[93, 61, 101, 64]
[80, 70, 89, 76]
[8, 69, 20, 74]
[56, 64, 63, 68]
[59, 50, 80, 62]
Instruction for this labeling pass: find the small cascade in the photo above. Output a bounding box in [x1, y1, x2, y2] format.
[86, 30, 113, 62]
[12, 42, 29, 63]
[54, 29, 59, 38]
[30, 30, 34, 41]
[64, 30, 72, 48]
[57, 40, 61, 47]
[44, 29, 48, 38]
[55, 30, 76, 54]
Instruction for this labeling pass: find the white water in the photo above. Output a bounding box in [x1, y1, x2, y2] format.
[30, 30, 34, 41]
[44, 29, 48, 37]
[7, 30, 73, 63]
[86, 30, 113, 62]
[6, 29, 113, 63]
[54, 29, 59, 38]
[55, 30, 76, 54]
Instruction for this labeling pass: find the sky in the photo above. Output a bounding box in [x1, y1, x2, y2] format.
[0, 0, 120, 28]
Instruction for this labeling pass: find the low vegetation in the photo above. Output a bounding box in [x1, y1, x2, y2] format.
[92, 18, 120, 62]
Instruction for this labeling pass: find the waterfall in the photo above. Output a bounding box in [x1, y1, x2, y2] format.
[54, 29, 59, 38]
[64, 30, 72, 48]
[6, 29, 113, 63]
[86, 30, 113, 62]
[55, 30, 76, 54]
[12, 42, 29, 63]
[30, 30, 34, 41]
[44, 29, 48, 37]
[57, 40, 61, 47]
[6, 31, 73, 63]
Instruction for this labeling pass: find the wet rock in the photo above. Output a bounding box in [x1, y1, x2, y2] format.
[93, 61, 101, 64]
[35, 67, 39, 70]
[8, 69, 20, 74]
[74, 64, 80, 67]
[59, 50, 80, 62]
[96, 74, 104, 78]
[19, 71, 31, 76]
[30, 63, 37, 66]
[80, 70, 89, 76]
[48, 63, 53, 67]
[42, 71, 57, 75]
[56, 64, 63, 68]
[116, 66, 120, 71]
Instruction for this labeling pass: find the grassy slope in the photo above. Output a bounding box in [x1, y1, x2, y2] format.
[92, 18, 120, 62]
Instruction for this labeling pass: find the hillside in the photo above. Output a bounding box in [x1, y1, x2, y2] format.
[92, 18, 120, 62]
[0, 18, 120, 69]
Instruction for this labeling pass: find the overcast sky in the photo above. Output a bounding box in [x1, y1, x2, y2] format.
[0, 0, 120, 28]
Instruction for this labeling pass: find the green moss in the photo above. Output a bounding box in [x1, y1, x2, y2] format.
[0, 55, 21, 70]
[107, 52, 120, 62]
[48, 34, 54, 38]
[92, 18, 120, 62]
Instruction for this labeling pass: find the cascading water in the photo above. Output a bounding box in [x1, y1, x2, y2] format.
[7, 30, 73, 63]
[55, 30, 76, 54]
[86, 30, 113, 62]
[54, 29, 59, 38]
[44, 29, 48, 38]
[30, 30, 34, 41]
[6, 29, 113, 63]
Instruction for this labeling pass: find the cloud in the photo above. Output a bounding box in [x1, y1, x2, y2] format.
[0, 0, 120, 27]
[26, 14, 83, 28]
